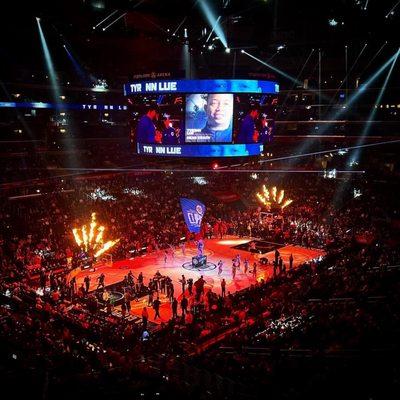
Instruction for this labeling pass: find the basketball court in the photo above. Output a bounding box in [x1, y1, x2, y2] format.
[74, 237, 324, 324]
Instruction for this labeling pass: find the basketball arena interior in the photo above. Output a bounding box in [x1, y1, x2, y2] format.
[1, 1, 400, 399]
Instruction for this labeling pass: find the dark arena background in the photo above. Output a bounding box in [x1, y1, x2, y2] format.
[1, 1, 400, 400]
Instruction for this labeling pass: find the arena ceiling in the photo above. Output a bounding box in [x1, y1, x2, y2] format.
[1, 1, 399, 84]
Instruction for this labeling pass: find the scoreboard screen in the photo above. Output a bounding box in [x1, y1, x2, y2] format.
[124, 79, 279, 157]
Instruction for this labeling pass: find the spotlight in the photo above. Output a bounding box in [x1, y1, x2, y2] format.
[199, 1, 227, 48]
[208, 45, 213, 50]
[277, 45, 285, 51]
[240, 49, 244, 53]
[225, 47, 231, 53]
[328, 18, 338, 26]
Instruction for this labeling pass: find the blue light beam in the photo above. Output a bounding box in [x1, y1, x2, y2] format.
[199, 0, 227, 48]
[36, 18, 62, 110]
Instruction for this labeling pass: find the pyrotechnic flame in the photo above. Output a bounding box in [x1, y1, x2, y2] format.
[281, 199, 293, 209]
[256, 186, 293, 210]
[72, 228, 82, 247]
[82, 225, 88, 251]
[262, 186, 270, 201]
[277, 190, 284, 204]
[95, 226, 105, 249]
[88, 212, 96, 246]
[72, 213, 119, 259]
[272, 186, 277, 202]
[94, 239, 120, 258]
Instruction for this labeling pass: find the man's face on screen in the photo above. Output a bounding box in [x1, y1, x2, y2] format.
[205, 94, 233, 130]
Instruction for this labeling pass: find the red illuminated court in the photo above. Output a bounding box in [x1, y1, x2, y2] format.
[74, 237, 324, 324]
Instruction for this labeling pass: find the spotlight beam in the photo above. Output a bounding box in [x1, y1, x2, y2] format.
[362, 49, 399, 136]
[276, 48, 315, 119]
[329, 43, 368, 105]
[139, 14, 169, 34]
[172, 16, 188, 36]
[101, 0, 145, 32]
[4, 167, 368, 195]
[352, 48, 400, 161]
[359, 42, 387, 77]
[63, 46, 91, 86]
[292, 48, 315, 85]
[173, 0, 199, 38]
[266, 50, 279, 62]
[26, 140, 399, 175]
[256, 139, 400, 165]
[32, 167, 367, 174]
[321, 49, 399, 129]
[205, 15, 221, 43]
[385, 0, 400, 18]
[102, 12, 127, 31]
[243, 49, 334, 102]
[93, 10, 119, 30]
[273, 50, 399, 173]
[344, 43, 368, 81]
[36, 18, 81, 169]
[242, 50, 302, 85]
[199, 0, 227, 47]
[36, 18, 62, 110]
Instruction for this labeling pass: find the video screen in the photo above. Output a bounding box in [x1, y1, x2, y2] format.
[132, 94, 276, 145]
[185, 93, 234, 143]
[125, 79, 279, 157]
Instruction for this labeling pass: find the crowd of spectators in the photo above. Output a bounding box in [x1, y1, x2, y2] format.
[0, 153, 399, 398]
